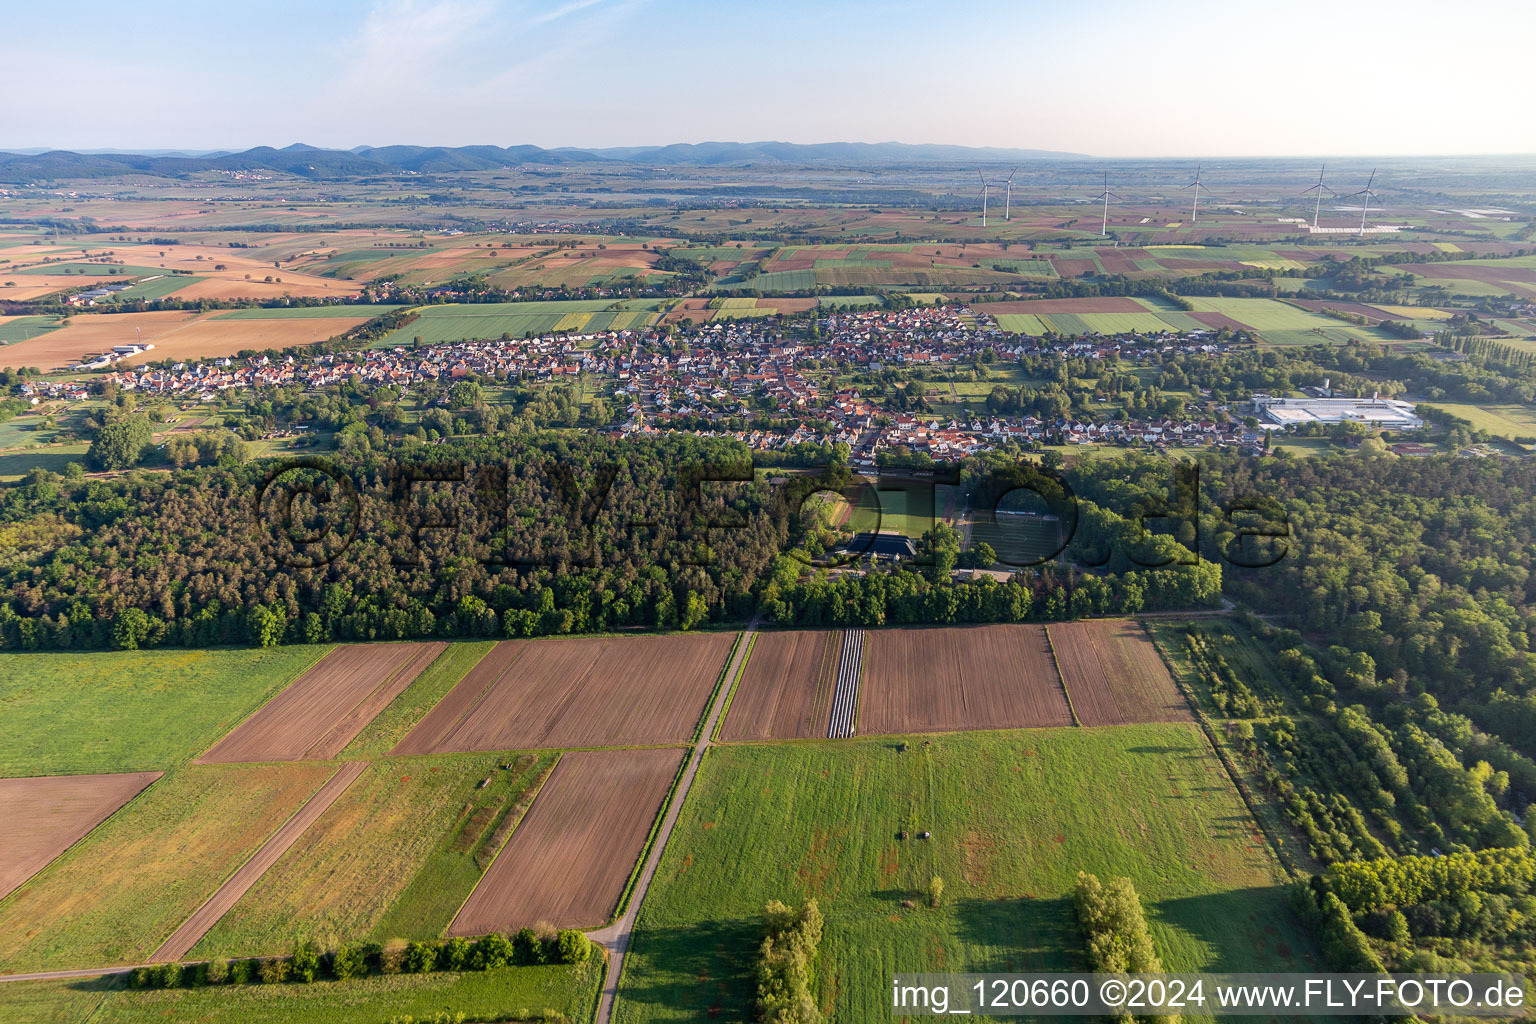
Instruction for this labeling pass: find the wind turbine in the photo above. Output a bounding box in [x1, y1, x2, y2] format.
[1345, 169, 1378, 237]
[976, 170, 990, 227]
[1092, 172, 1123, 237]
[1002, 167, 1016, 221]
[1299, 163, 1336, 230]
[1181, 163, 1210, 223]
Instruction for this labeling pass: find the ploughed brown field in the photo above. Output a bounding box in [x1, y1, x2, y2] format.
[392, 633, 735, 754]
[200, 643, 445, 763]
[720, 630, 839, 741]
[0, 771, 162, 899]
[858, 624, 1072, 735]
[449, 747, 683, 934]
[1048, 619, 1191, 726]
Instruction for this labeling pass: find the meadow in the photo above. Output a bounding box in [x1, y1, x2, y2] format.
[615, 726, 1315, 1022]
[1428, 401, 1536, 439]
[190, 753, 557, 956]
[0, 646, 330, 774]
[0, 962, 603, 1024]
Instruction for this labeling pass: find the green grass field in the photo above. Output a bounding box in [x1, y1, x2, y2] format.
[0, 762, 334, 972]
[0, 646, 330, 774]
[615, 726, 1316, 1022]
[0, 443, 90, 482]
[0, 315, 62, 343]
[15, 263, 166, 277]
[102, 276, 202, 301]
[1427, 401, 1536, 439]
[0, 962, 603, 1024]
[191, 753, 557, 957]
[374, 300, 663, 346]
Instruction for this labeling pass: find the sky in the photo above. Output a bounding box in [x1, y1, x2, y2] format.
[7, 0, 1534, 157]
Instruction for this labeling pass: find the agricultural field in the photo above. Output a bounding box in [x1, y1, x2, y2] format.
[1047, 619, 1191, 726]
[0, 762, 334, 972]
[615, 728, 1313, 1023]
[451, 747, 684, 935]
[190, 753, 556, 956]
[0, 963, 603, 1024]
[1423, 400, 1536, 440]
[373, 299, 665, 347]
[212, 304, 403, 320]
[0, 309, 372, 370]
[858, 625, 1074, 734]
[719, 630, 840, 741]
[198, 642, 446, 763]
[0, 646, 329, 775]
[394, 633, 736, 754]
[981, 294, 1395, 344]
[151, 762, 370, 962]
[0, 772, 161, 899]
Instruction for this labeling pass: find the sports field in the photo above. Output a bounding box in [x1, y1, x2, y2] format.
[614, 727, 1313, 1022]
[0, 646, 330, 775]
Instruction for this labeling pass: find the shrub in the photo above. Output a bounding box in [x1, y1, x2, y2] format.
[556, 929, 592, 964]
[404, 940, 438, 973]
[154, 962, 183, 989]
[292, 940, 321, 983]
[228, 958, 255, 985]
[204, 957, 229, 985]
[258, 956, 292, 984]
[127, 966, 155, 989]
[470, 932, 514, 970]
[379, 938, 410, 975]
[437, 936, 471, 971]
[331, 944, 368, 981]
[928, 875, 945, 908]
[513, 927, 544, 965]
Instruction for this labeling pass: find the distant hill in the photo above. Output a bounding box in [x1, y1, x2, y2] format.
[0, 140, 1085, 182]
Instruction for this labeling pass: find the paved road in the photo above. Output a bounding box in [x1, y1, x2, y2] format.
[587, 616, 761, 1024]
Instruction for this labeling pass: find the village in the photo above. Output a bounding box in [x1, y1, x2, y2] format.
[22, 303, 1333, 461]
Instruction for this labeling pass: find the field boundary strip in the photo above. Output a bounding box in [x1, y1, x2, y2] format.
[709, 632, 754, 743]
[389, 642, 526, 756]
[827, 629, 863, 738]
[694, 631, 743, 745]
[1043, 626, 1083, 727]
[1140, 619, 1299, 880]
[148, 760, 370, 963]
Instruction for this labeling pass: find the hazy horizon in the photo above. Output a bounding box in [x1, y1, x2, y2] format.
[9, 0, 1534, 159]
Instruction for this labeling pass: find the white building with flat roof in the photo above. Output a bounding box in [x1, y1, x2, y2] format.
[1253, 394, 1422, 430]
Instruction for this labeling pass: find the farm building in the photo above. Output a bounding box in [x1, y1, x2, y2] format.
[1253, 394, 1422, 430]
